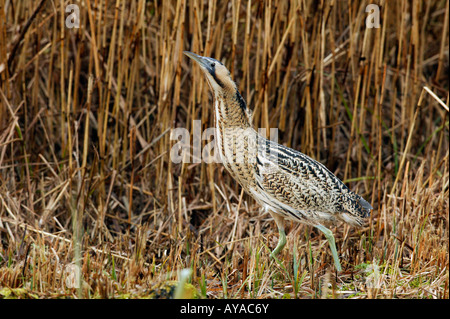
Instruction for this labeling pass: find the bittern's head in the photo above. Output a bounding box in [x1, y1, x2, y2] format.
[184, 51, 250, 124]
[183, 51, 236, 94]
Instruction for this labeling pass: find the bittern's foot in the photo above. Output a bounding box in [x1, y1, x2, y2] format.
[316, 225, 342, 272]
[270, 228, 287, 258]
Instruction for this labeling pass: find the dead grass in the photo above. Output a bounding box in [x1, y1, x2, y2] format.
[0, 0, 448, 299]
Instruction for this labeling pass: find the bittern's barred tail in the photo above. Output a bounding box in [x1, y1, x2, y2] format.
[184, 51, 373, 271]
[341, 192, 373, 225]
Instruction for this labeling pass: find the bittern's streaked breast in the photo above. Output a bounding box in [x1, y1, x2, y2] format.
[184, 51, 373, 271]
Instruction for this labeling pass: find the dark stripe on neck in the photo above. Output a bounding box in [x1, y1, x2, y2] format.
[235, 89, 247, 111]
[210, 69, 224, 88]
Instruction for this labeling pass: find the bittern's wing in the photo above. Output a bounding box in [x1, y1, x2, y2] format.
[255, 137, 372, 226]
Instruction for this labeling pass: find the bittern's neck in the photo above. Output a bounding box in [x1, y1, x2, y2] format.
[213, 87, 251, 129]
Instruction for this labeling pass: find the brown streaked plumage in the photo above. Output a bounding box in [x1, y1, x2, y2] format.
[184, 51, 373, 271]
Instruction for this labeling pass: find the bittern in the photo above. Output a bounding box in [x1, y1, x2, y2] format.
[184, 51, 373, 271]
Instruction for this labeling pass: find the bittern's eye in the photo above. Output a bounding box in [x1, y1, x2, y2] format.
[210, 63, 215, 68]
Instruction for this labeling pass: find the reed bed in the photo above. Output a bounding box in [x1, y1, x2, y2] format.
[0, 0, 448, 299]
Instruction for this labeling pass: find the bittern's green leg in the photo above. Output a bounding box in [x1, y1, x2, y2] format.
[316, 225, 342, 272]
[268, 210, 286, 257]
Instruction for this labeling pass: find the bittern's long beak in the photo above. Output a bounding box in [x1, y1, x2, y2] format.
[183, 51, 213, 73]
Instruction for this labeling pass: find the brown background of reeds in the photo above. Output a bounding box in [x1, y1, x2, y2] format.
[0, 0, 448, 298]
